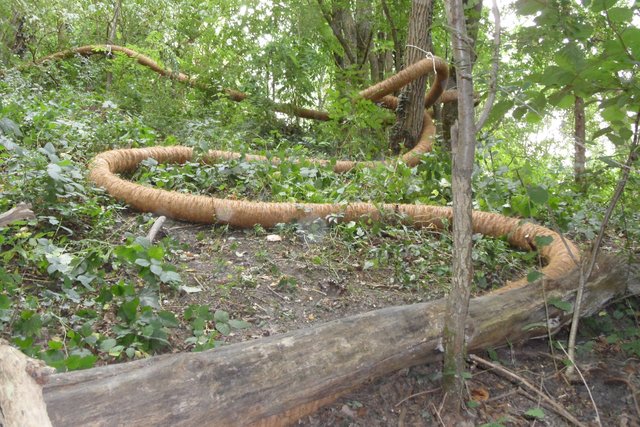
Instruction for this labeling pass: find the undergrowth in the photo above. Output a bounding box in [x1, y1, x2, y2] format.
[0, 60, 637, 373]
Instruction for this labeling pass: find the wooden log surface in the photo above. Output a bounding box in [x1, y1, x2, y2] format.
[2, 255, 636, 426]
[0, 203, 35, 227]
[0, 340, 54, 427]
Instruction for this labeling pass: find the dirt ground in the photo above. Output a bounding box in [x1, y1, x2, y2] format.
[154, 216, 639, 426]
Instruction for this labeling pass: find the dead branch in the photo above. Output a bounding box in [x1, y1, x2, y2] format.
[146, 215, 166, 243]
[469, 354, 586, 427]
[0, 203, 36, 227]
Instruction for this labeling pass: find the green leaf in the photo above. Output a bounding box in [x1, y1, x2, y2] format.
[601, 105, 625, 123]
[549, 297, 573, 312]
[515, 0, 546, 15]
[608, 6, 633, 22]
[158, 311, 179, 327]
[147, 246, 164, 260]
[228, 319, 251, 329]
[215, 322, 231, 336]
[0, 294, 11, 309]
[548, 92, 574, 108]
[621, 27, 640, 58]
[119, 298, 139, 323]
[48, 339, 63, 350]
[524, 408, 545, 419]
[65, 354, 98, 371]
[590, 0, 619, 13]
[100, 338, 117, 351]
[555, 44, 584, 73]
[47, 163, 63, 181]
[524, 111, 542, 124]
[527, 185, 549, 204]
[135, 258, 150, 267]
[160, 270, 181, 283]
[149, 264, 163, 276]
[214, 310, 230, 324]
[534, 235, 554, 247]
[0, 117, 23, 137]
[15, 310, 42, 337]
[191, 317, 205, 334]
[527, 271, 544, 283]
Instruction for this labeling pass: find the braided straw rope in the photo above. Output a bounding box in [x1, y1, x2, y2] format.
[38, 45, 579, 290]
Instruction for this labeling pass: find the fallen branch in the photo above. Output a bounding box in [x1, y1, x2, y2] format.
[146, 215, 166, 243]
[468, 354, 586, 427]
[0, 203, 36, 227]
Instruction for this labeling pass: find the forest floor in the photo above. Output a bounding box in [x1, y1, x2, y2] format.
[147, 216, 639, 427]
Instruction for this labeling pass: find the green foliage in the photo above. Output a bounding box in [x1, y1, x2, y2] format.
[184, 305, 250, 351]
[579, 298, 640, 358]
[0, 0, 638, 380]
[524, 408, 545, 420]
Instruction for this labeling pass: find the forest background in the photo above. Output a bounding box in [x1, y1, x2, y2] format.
[0, 0, 639, 423]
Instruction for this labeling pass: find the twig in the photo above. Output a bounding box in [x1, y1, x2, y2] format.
[191, 274, 205, 289]
[484, 388, 518, 403]
[146, 215, 166, 243]
[469, 354, 586, 427]
[380, 0, 402, 71]
[266, 284, 287, 301]
[555, 343, 602, 426]
[300, 286, 327, 297]
[429, 401, 446, 427]
[395, 387, 441, 407]
[475, 0, 500, 131]
[566, 110, 640, 378]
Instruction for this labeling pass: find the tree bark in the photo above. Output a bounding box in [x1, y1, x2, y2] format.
[443, 0, 478, 415]
[0, 203, 35, 226]
[380, 0, 403, 73]
[105, 0, 122, 89]
[441, 0, 483, 152]
[0, 340, 54, 427]
[574, 95, 586, 186]
[389, 0, 434, 153]
[0, 256, 631, 426]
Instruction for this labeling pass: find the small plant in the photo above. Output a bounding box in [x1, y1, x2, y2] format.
[184, 304, 251, 351]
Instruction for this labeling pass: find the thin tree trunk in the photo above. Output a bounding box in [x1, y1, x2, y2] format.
[389, 0, 434, 153]
[105, 0, 121, 89]
[443, 0, 477, 417]
[380, 0, 403, 73]
[574, 96, 586, 186]
[441, 0, 483, 152]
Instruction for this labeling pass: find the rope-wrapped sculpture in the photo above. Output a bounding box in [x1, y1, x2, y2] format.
[38, 45, 579, 290]
[5, 45, 616, 427]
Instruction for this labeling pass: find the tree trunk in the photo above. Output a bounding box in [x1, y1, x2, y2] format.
[9, 13, 30, 59]
[2, 256, 635, 427]
[389, 0, 434, 153]
[105, 0, 122, 89]
[440, 0, 483, 152]
[443, 0, 478, 416]
[574, 95, 586, 186]
[380, 0, 403, 73]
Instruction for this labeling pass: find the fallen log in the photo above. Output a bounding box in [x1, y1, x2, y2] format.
[2, 255, 637, 426]
[0, 203, 35, 227]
